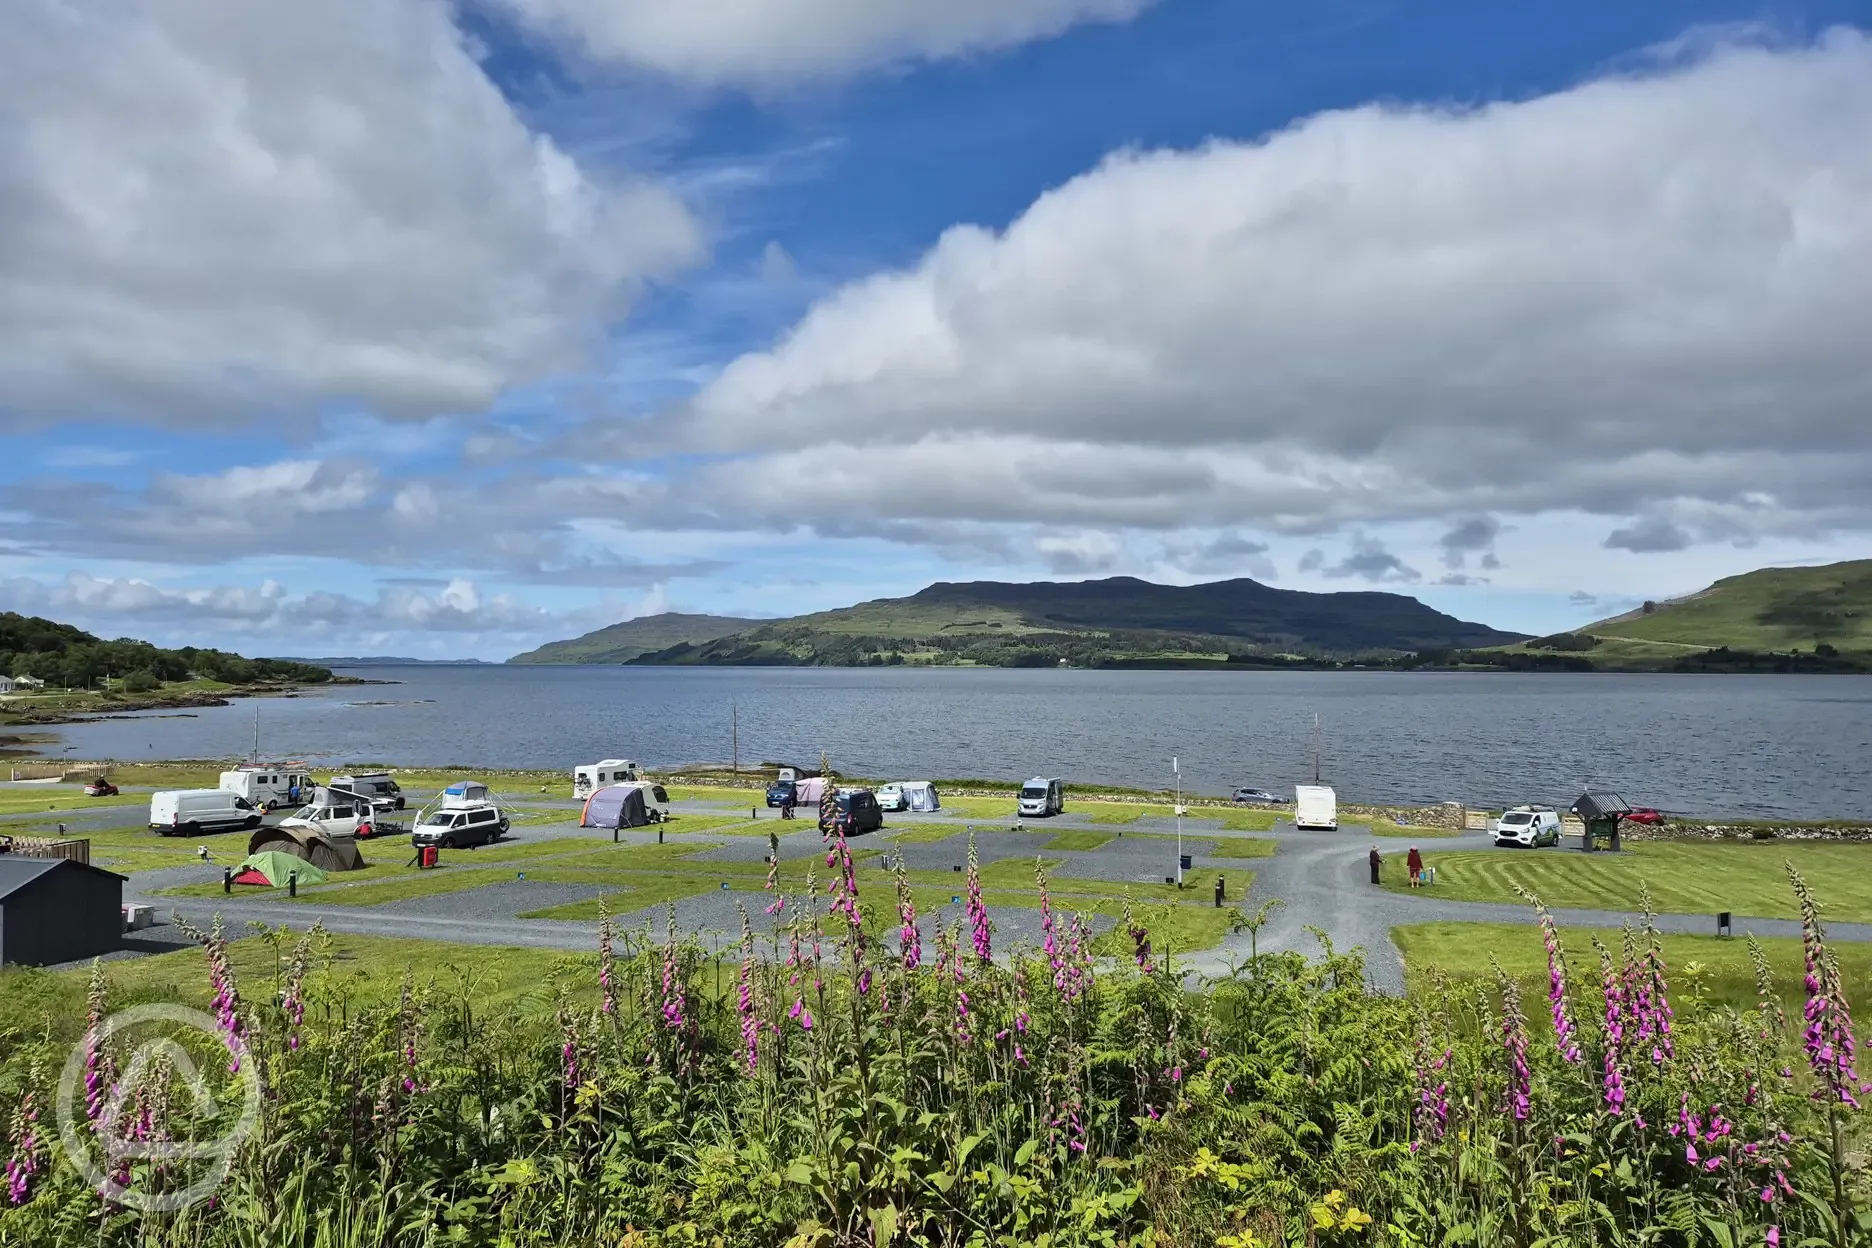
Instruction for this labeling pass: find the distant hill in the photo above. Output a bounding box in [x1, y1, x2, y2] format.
[612, 577, 1525, 668]
[508, 612, 762, 664]
[1459, 559, 1872, 672]
[279, 656, 494, 666]
[1590, 560, 1872, 651]
[1, 612, 332, 687]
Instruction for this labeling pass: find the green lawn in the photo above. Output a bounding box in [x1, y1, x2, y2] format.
[1204, 837, 1278, 860]
[885, 823, 967, 845]
[1043, 829, 1115, 852]
[0, 789, 143, 815]
[1369, 821, 1462, 839]
[1084, 804, 1174, 825]
[0, 934, 595, 1040]
[1383, 840, 1872, 922]
[1394, 922, 1872, 1020]
[1197, 808, 1285, 832]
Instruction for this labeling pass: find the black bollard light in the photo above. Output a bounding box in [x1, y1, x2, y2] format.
[1214, 876, 1225, 907]
[223, 868, 232, 894]
[288, 871, 297, 898]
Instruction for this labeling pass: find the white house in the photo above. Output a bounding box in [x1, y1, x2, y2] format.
[0, 676, 13, 694]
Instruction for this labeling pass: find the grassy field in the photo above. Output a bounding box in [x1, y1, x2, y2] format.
[1395, 922, 1872, 1020]
[0, 788, 143, 815]
[0, 933, 597, 1038]
[1383, 840, 1872, 922]
[1205, 837, 1278, 860]
[1591, 558, 1872, 651]
[1043, 829, 1116, 852]
[1369, 820, 1462, 839]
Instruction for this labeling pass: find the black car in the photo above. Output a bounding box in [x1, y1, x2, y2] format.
[766, 778, 797, 808]
[819, 790, 883, 836]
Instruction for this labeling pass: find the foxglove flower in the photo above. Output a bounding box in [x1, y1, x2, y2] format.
[1530, 895, 1581, 1063]
[1597, 940, 1627, 1116]
[892, 851, 921, 971]
[764, 831, 784, 914]
[1498, 970, 1532, 1121]
[1790, 867, 1864, 1108]
[4, 1089, 39, 1207]
[736, 904, 760, 1074]
[965, 831, 992, 963]
[597, 900, 618, 1018]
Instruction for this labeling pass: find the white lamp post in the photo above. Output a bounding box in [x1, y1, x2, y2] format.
[1173, 756, 1182, 885]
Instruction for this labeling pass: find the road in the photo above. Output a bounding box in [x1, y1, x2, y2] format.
[16, 789, 1870, 992]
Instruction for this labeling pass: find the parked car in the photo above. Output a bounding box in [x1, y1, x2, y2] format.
[83, 779, 119, 797]
[410, 804, 508, 850]
[820, 790, 884, 836]
[1493, 806, 1562, 848]
[876, 783, 907, 812]
[1231, 787, 1279, 804]
[766, 778, 797, 808]
[1625, 807, 1664, 825]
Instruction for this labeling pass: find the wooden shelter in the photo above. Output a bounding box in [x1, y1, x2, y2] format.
[1570, 791, 1632, 852]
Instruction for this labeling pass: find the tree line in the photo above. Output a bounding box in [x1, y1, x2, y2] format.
[0, 611, 333, 690]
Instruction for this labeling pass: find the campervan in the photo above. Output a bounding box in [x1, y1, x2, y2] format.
[1293, 785, 1338, 830]
[219, 767, 313, 811]
[573, 759, 639, 796]
[329, 773, 404, 810]
[1018, 778, 1064, 818]
[150, 790, 262, 836]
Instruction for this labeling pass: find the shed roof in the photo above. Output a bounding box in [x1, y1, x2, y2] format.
[0, 856, 127, 900]
[1571, 792, 1633, 820]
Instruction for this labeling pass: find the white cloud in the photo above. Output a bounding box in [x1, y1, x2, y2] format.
[0, 571, 568, 637]
[491, 0, 1153, 86]
[0, 0, 702, 429]
[673, 32, 1872, 544]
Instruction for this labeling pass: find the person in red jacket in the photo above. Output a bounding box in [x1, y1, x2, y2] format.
[1406, 844, 1425, 889]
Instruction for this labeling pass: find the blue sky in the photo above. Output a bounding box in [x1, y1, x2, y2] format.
[3, 0, 1870, 657]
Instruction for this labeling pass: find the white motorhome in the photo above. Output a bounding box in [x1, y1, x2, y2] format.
[150, 789, 262, 836]
[329, 773, 404, 809]
[219, 767, 314, 811]
[1293, 785, 1338, 830]
[1018, 778, 1064, 818]
[573, 759, 639, 796]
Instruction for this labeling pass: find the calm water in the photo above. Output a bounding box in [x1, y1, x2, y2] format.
[30, 666, 1872, 819]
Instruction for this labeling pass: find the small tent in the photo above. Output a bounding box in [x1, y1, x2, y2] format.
[440, 781, 491, 808]
[580, 784, 650, 829]
[793, 776, 827, 806]
[232, 851, 328, 888]
[248, 825, 365, 872]
[900, 781, 940, 813]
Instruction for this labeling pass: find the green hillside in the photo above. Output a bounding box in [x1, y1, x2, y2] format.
[1, 612, 331, 688]
[617, 576, 1524, 668]
[508, 612, 761, 664]
[1591, 559, 1872, 650]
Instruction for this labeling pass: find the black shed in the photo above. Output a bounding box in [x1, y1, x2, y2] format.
[1570, 792, 1633, 853]
[0, 857, 126, 966]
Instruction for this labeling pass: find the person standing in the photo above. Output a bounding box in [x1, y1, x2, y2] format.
[1369, 846, 1382, 886]
[1406, 844, 1424, 889]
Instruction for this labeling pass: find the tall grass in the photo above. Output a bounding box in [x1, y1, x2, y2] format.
[0, 848, 1864, 1247]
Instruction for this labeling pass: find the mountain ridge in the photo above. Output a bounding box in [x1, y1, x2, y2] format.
[519, 577, 1526, 668]
[508, 612, 763, 664]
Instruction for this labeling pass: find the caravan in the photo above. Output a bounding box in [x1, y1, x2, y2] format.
[1293, 785, 1338, 831]
[573, 759, 639, 797]
[219, 766, 313, 811]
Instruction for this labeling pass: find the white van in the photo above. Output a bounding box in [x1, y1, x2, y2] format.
[1293, 784, 1338, 830]
[329, 773, 404, 809]
[219, 768, 313, 811]
[1018, 778, 1064, 818]
[1494, 806, 1562, 848]
[573, 759, 639, 796]
[150, 789, 262, 836]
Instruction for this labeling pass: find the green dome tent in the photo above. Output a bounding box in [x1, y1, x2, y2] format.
[231, 851, 328, 888]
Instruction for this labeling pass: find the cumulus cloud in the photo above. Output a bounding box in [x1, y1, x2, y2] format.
[0, 0, 701, 429]
[491, 0, 1153, 86]
[666, 32, 1872, 547]
[1605, 515, 1693, 553]
[1319, 536, 1419, 584]
[0, 571, 578, 639]
[1438, 516, 1503, 570]
[1161, 532, 1275, 579]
